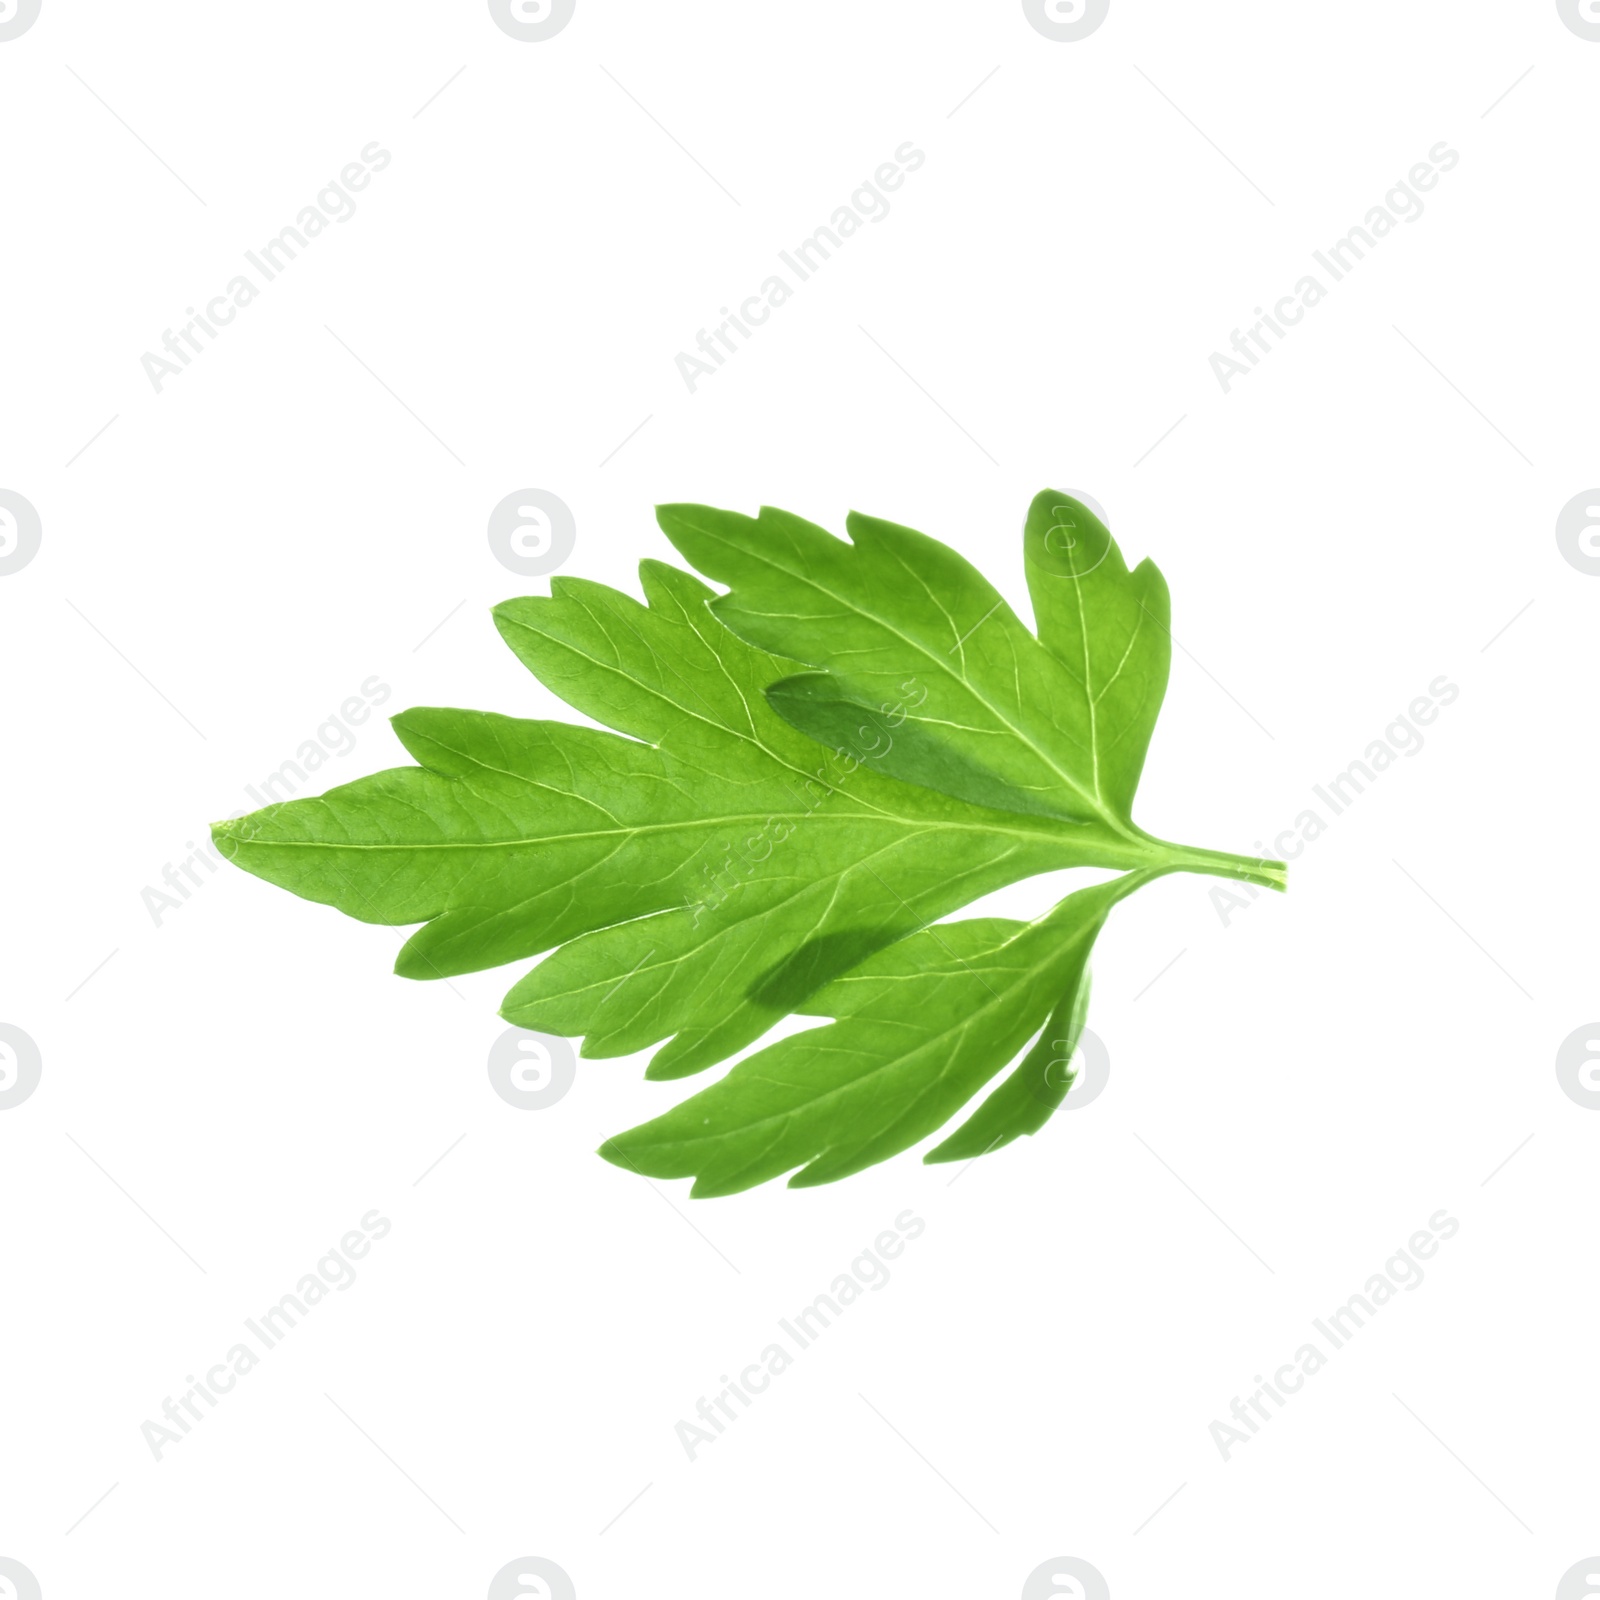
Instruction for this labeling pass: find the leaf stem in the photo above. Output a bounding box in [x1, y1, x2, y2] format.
[1144, 836, 1288, 893]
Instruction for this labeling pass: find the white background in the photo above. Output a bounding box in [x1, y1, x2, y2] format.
[2, 2, 1597, 1597]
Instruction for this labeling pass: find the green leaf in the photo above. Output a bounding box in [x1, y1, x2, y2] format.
[601, 874, 1144, 1196]
[213, 561, 1156, 1083]
[656, 494, 1169, 833]
[215, 491, 1286, 1194]
[1021, 490, 1171, 820]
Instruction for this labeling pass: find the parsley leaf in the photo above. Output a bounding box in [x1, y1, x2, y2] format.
[603, 873, 1143, 1195]
[214, 562, 1168, 1083]
[214, 494, 1284, 1193]
[656, 492, 1173, 832]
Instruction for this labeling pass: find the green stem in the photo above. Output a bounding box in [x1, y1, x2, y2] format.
[1143, 835, 1288, 893]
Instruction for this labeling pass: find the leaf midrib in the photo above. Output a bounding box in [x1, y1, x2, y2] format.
[221, 810, 1080, 854]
